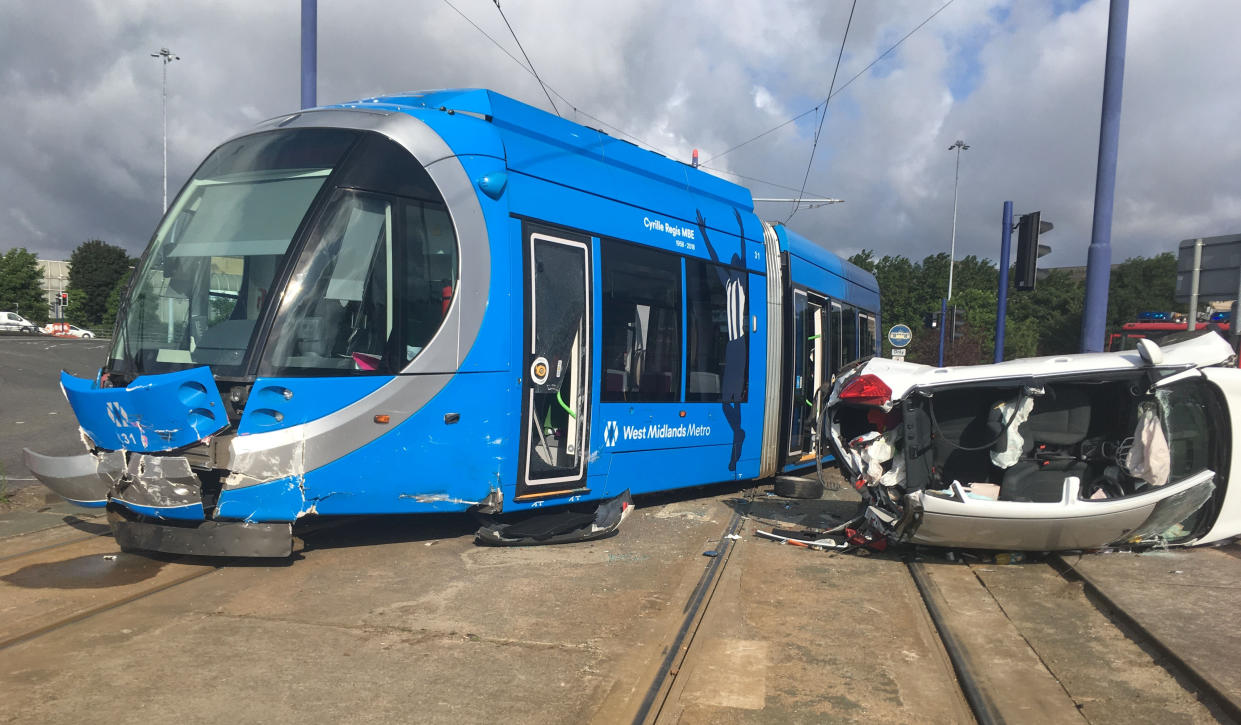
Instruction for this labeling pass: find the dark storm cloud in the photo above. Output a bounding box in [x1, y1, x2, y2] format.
[1, 0, 1238, 268]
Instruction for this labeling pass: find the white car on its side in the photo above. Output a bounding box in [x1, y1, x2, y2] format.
[826, 330, 1241, 552]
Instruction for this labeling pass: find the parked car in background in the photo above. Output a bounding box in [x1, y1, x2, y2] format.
[826, 330, 1241, 552]
[43, 322, 96, 338]
[0, 311, 40, 333]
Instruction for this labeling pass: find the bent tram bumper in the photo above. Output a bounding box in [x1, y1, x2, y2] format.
[25, 445, 296, 558]
[25, 367, 403, 558]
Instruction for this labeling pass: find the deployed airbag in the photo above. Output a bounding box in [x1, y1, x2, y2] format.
[1127, 403, 1170, 487]
[990, 395, 1034, 469]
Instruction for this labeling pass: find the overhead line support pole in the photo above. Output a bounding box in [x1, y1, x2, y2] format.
[301, 0, 317, 109]
[1080, 0, 1128, 352]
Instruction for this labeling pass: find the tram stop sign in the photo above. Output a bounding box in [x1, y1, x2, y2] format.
[888, 324, 912, 348]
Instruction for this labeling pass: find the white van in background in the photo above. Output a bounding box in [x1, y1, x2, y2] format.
[0, 311, 40, 333]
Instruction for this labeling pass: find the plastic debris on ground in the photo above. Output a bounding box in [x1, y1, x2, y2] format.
[755, 529, 850, 551]
[474, 490, 632, 546]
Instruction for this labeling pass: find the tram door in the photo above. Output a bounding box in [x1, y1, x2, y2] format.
[789, 292, 829, 459]
[519, 231, 592, 496]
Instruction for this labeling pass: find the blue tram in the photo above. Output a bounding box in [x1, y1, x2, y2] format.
[25, 89, 878, 556]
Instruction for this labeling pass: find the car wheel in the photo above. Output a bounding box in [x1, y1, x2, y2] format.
[773, 476, 825, 499]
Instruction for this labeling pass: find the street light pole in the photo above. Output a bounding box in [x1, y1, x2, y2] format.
[946, 139, 970, 300]
[151, 47, 180, 213]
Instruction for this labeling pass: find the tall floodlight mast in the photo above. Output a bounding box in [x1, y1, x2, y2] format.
[946, 139, 970, 300]
[151, 47, 180, 213]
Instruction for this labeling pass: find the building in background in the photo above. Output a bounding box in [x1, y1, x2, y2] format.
[38, 259, 70, 317]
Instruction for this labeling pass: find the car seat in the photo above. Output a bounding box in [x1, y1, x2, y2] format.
[996, 386, 1091, 502]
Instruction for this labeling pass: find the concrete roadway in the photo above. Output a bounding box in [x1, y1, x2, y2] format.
[0, 335, 110, 493]
[1, 486, 1234, 724]
[0, 337, 1237, 723]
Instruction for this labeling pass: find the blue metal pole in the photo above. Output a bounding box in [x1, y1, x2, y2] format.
[301, 0, 317, 109]
[995, 201, 1013, 362]
[938, 297, 947, 366]
[1080, 0, 1128, 352]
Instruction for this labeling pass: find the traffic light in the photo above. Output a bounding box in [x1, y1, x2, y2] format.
[951, 307, 966, 340]
[59, 291, 68, 306]
[924, 311, 940, 329]
[1014, 212, 1041, 291]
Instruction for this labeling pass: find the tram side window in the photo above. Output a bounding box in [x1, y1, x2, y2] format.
[831, 304, 844, 374]
[859, 312, 877, 358]
[790, 293, 808, 439]
[601, 241, 681, 402]
[841, 305, 858, 367]
[686, 259, 747, 402]
[400, 200, 458, 366]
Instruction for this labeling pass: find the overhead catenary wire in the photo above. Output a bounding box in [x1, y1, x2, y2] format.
[492, 0, 560, 117]
[447, 0, 943, 211]
[786, 0, 856, 225]
[707, 0, 956, 165]
[445, 0, 837, 200]
[443, 0, 666, 153]
[700, 164, 838, 205]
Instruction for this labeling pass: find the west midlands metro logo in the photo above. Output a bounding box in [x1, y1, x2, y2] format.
[105, 401, 130, 428]
[603, 420, 619, 447]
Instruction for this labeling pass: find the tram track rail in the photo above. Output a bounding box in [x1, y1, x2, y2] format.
[911, 554, 1239, 725]
[0, 565, 219, 652]
[907, 560, 1002, 725]
[0, 516, 358, 655]
[0, 531, 101, 564]
[0, 527, 222, 653]
[631, 496, 748, 725]
[623, 481, 1233, 725]
[1050, 553, 1241, 724]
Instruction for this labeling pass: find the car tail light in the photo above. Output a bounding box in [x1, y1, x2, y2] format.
[838, 374, 892, 406]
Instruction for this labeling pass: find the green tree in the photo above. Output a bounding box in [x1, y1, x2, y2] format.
[1107, 253, 1179, 333]
[0, 248, 49, 324]
[66, 288, 90, 327]
[68, 240, 133, 326]
[103, 268, 134, 333]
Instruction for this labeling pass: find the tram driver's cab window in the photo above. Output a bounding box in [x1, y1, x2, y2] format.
[263, 191, 393, 373]
[261, 197, 459, 376]
[260, 133, 460, 377]
[601, 241, 681, 402]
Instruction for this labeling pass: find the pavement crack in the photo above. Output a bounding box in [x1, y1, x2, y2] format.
[202, 611, 599, 652]
[970, 565, 1092, 723]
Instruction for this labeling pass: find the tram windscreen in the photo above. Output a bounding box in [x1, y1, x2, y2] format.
[109, 128, 360, 377]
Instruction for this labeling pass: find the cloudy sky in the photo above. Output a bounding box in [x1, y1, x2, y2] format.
[2, 0, 1238, 270]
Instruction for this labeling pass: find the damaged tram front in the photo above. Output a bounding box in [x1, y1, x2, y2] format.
[826, 331, 1241, 552]
[25, 114, 488, 556]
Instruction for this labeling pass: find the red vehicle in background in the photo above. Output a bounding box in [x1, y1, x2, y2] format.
[1107, 313, 1230, 352]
